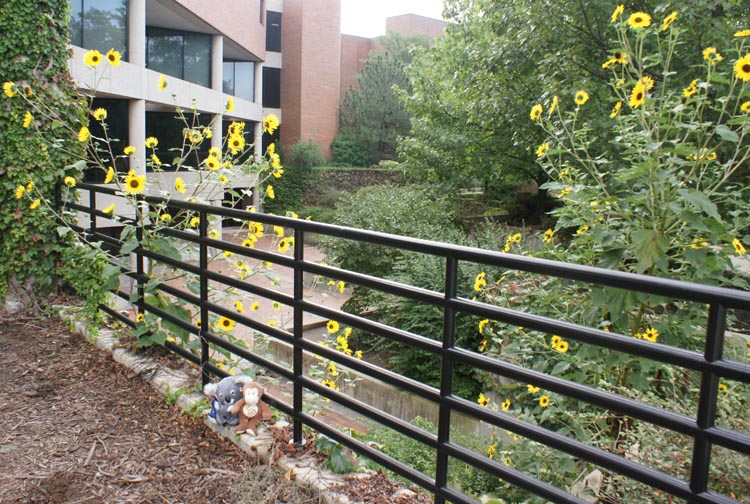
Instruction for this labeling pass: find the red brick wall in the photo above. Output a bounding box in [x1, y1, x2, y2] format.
[385, 14, 447, 40]
[280, 0, 341, 159]
[339, 34, 373, 97]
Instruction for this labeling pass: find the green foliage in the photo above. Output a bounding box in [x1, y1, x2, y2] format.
[313, 435, 358, 474]
[330, 135, 371, 167]
[264, 139, 321, 214]
[58, 243, 110, 322]
[322, 184, 457, 279]
[339, 32, 428, 165]
[0, 0, 86, 301]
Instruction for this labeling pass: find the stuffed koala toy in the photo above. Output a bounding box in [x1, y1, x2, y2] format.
[204, 375, 252, 427]
[230, 381, 272, 435]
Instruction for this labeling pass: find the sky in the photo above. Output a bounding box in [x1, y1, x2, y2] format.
[340, 0, 445, 38]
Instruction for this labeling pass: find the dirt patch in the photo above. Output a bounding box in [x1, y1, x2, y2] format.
[0, 310, 322, 504]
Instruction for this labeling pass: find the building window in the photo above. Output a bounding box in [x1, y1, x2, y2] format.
[83, 98, 129, 182]
[266, 11, 282, 52]
[146, 28, 211, 88]
[262, 67, 281, 108]
[146, 111, 213, 172]
[223, 61, 255, 102]
[69, 0, 128, 61]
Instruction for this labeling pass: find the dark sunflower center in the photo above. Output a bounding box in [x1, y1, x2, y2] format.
[634, 16, 643, 23]
[743, 63, 750, 73]
[636, 92, 644, 100]
[129, 180, 139, 188]
[614, 52, 622, 59]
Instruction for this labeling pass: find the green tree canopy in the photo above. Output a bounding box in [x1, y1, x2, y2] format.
[338, 32, 429, 164]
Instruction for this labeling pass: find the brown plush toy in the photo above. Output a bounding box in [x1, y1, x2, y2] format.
[230, 381, 272, 435]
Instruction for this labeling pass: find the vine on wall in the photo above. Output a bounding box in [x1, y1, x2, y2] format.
[0, 0, 86, 303]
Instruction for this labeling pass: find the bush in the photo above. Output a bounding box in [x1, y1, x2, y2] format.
[263, 139, 322, 213]
[330, 135, 371, 167]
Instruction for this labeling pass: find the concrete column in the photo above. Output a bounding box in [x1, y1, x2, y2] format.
[212, 35, 223, 92]
[255, 61, 263, 106]
[129, 99, 146, 176]
[128, 0, 146, 66]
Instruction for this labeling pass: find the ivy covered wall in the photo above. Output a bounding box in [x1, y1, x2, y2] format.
[0, 0, 85, 302]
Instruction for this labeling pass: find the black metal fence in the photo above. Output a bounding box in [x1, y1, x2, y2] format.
[67, 182, 749, 504]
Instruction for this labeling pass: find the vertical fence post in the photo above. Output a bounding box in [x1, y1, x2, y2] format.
[292, 227, 305, 444]
[435, 255, 459, 504]
[89, 187, 97, 238]
[689, 303, 726, 498]
[135, 198, 145, 323]
[199, 209, 210, 386]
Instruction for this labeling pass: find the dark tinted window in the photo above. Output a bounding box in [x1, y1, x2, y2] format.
[69, 0, 128, 60]
[147, 28, 212, 87]
[262, 67, 281, 108]
[83, 98, 130, 182]
[266, 11, 282, 52]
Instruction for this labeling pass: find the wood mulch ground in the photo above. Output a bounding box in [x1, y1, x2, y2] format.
[0, 307, 431, 504]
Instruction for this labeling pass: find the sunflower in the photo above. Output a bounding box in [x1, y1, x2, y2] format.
[102, 203, 115, 214]
[106, 48, 121, 66]
[151, 154, 161, 165]
[26, 180, 34, 192]
[205, 156, 220, 171]
[627, 12, 651, 29]
[93, 107, 107, 121]
[124, 171, 146, 195]
[29, 199, 41, 210]
[536, 142, 550, 158]
[64, 176, 76, 187]
[529, 103, 543, 121]
[613, 51, 628, 64]
[327, 320, 340, 333]
[263, 113, 280, 134]
[548, 95, 558, 116]
[158, 75, 168, 91]
[83, 49, 103, 66]
[683, 79, 698, 97]
[78, 126, 90, 142]
[477, 393, 490, 407]
[527, 384, 540, 394]
[574, 90, 589, 105]
[145, 136, 158, 148]
[124, 145, 136, 155]
[733, 238, 747, 255]
[543, 229, 554, 243]
[734, 54, 750, 82]
[3, 81, 16, 98]
[277, 239, 289, 253]
[337, 281, 345, 293]
[735, 29, 750, 38]
[219, 174, 228, 184]
[703, 47, 723, 64]
[217, 316, 236, 331]
[661, 11, 677, 31]
[611, 4, 624, 23]
[228, 133, 245, 153]
[266, 184, 275, 199]
[640, 76, 655, 90]
[643, 327, 659, 342]
[556, 340, 570, 353]
[741, 101, 750, 113]
[539, 395, 550, 408]
[610, 101, 622, 118]
[22, 111, 33, 128]
[226, 96, 235, 113]
[272, 166, 284, 178]
[135, 313, 145, 323]
[629, 81, 646, 108]
[15, 185, 25, 199]
[187, 130, 203, 144]
[501, 399, 511, 411]
[175, 177, 186, 194]
[208, 229, 220, 239]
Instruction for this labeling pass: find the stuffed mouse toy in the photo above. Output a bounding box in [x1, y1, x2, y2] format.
[230, 381, 272, 435]
[204, 375, 252, 427]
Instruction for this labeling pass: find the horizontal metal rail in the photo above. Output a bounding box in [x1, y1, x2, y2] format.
[66, 182, 750, 504]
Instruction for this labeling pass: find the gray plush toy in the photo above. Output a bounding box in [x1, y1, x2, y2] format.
[204, 375, 252, 427]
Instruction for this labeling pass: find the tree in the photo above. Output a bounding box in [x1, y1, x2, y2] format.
[338, 32, 428, 164]
[400, 0, 747, 221]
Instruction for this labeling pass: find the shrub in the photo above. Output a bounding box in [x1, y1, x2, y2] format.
[330, 135, 371, 167]
[263, 139, 322, 214]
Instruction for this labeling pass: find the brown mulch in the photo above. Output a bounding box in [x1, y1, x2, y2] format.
[0, 310, 322, 504]
[0, 308, 435, 504]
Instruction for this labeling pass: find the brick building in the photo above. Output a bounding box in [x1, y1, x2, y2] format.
[67, 0, 446, 180]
